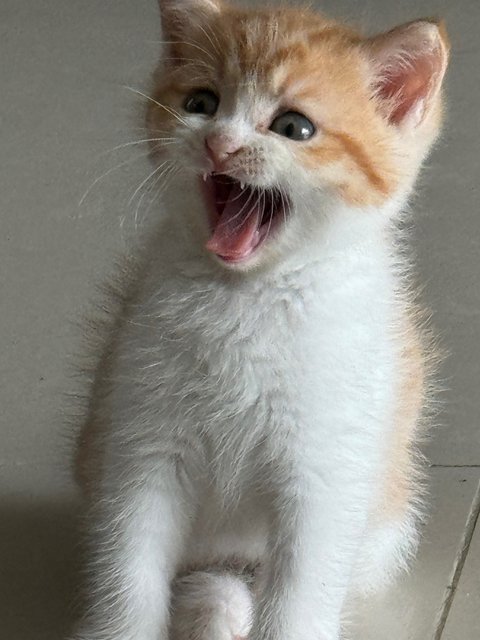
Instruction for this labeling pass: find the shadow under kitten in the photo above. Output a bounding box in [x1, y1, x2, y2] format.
[0, 499, 80, 640]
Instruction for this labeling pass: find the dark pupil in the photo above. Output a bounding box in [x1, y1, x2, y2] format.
[285, 122, 295, 138]
[192, 98, 205, 113]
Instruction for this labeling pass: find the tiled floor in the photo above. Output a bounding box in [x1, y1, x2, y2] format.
[1, 0, 478, 638]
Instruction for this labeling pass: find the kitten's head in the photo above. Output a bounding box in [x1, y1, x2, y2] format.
[147, 0, 449, 270]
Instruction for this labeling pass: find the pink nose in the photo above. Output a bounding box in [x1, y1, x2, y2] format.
[205, 133, 242, 170]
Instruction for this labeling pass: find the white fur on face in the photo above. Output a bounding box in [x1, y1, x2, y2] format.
[153, 82, 346, 271]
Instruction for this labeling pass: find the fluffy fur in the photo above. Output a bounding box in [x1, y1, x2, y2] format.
[70, 2, 449, 639]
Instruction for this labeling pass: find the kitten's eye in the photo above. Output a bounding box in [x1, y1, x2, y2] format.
[269, 111, 315, 141]
[184, 89, 219, 116]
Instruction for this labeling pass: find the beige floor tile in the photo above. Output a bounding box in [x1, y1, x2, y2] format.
[348, 468, 480, 640]
[442, 481, 480, 640]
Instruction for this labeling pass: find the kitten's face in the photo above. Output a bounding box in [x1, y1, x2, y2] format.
[147, 0, 449, 270]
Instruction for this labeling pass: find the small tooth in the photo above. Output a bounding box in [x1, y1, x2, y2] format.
[203, 172, 208, 182]
[240, 181, 245, 189]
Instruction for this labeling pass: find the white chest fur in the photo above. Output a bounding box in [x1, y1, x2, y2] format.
[105, 221, 399, 500]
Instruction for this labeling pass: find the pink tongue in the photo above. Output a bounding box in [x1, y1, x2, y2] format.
[206, 184, 261, 260]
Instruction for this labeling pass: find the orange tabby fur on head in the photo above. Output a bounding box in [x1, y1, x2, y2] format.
[71, 2, 449, 640]
[148, 5, 449, 209]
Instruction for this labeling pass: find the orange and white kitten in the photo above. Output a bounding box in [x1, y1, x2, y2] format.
[71, 2, 449, 640]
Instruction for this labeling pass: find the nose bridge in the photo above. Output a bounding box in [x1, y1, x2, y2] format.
[204, 107, 255, 170]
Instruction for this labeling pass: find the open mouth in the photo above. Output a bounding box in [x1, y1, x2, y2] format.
[202, 174, 289, 263]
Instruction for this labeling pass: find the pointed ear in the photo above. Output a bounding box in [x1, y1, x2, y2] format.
[366, 19, 450, 129]
[158, 0, 222, 40]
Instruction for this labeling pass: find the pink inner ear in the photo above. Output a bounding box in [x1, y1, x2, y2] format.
[378, 54, 441, 124]
[378, 49, 443, 125]
[369, 18, 450, 129]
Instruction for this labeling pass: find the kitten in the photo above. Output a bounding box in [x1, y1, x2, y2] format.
[71, 1, 449, 639]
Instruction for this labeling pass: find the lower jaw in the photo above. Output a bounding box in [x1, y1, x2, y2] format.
[215, 249, 257, 265]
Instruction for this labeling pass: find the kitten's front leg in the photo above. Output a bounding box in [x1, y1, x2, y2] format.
[252, 457, 373, 640]
[71, 461, 194, 640]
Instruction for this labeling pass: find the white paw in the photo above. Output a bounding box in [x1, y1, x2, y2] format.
[171, 571, 253, 640]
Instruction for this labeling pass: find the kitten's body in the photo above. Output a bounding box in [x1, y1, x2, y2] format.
[72, 3, 448, 640]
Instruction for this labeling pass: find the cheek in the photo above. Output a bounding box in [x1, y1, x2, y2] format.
[260, 139, 298, 181]
[147, 107, 201, 165]
[296, 143, 394, 208]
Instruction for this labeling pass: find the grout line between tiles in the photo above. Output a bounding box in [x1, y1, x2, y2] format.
[432, 479, 480, 640]
[430, 464, 480, 468]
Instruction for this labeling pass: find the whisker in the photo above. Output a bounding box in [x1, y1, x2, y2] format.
[265, 189, 274, 240]
[244, 189, 264, 230]
[196, 24, 220, 57]
[204, 22, 222, 55]
[216, 182, 253, 206]
[163, 56, 212, 65]
[128, 161, 169, 208]
[228, 187, 261, 234]
[155, 39, 215, 61]
[99, 137, 178, 155]
[162, 58, 215, 74]
[133, 162, 176, 231]
[124, 86, 191, 129]
[278, 186, 289, 227]
[129, 126, 176, 135]
[159, 163, 179, 192]
[79, 151, 151, 207]
[138, 163, 180, 232]
[179, 74, 216, 86]
[119, 160, 172, 235]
